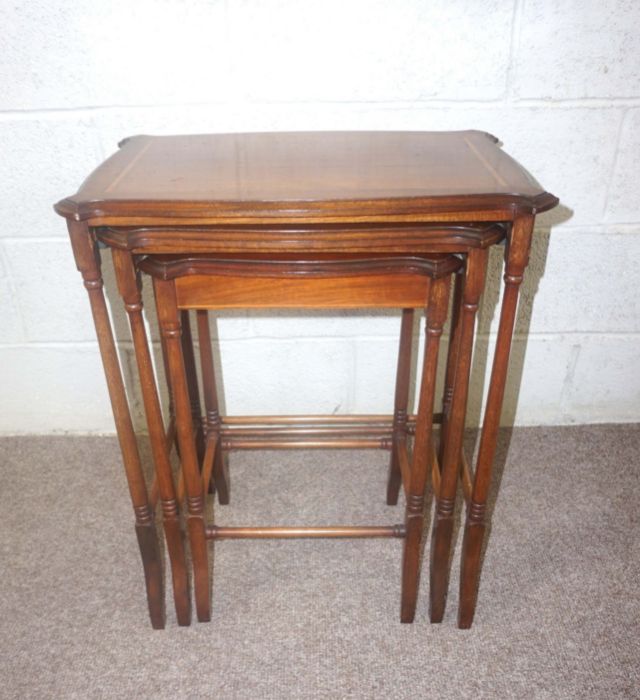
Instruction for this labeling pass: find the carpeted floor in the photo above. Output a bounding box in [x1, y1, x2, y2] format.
[1, 425, 639, 699]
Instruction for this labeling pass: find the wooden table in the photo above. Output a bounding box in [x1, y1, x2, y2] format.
[55, 131, 558, 629]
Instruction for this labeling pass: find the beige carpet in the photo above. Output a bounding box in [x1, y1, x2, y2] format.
[1, 426, 639, 699]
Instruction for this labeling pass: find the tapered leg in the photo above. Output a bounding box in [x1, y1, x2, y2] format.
[181, 310, 206, 465]
[458, 216, 534, 629]
[67, 222, 164, 629]
[439, 269, 464, 465]
[430, 248, 489, 623]
[154, 280, 211, 622]
[196, 310, 230, 504]
[156, 295, 180, 457]
[112, 249, 191, 626]
[400, 277, 450, 623]
[387, 308, 415, 505]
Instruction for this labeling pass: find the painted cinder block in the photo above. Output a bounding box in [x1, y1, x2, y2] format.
[248, 309, 402, 340]
[213, 337, 354, 415]
[467, 335, 577, 428]
[3, 239, 98, 342]
[351, 325, 448, 417]
[605, 108, 640, 223]
[566, 335, 640, 422]
[0, 0, 232, 111]
[352, 333, 577, 427]
[226, 0, 512, 102]
[495, 107, 623, 229]
[514, 1, 640, 99]
[477, 229, 640, 337]
[0, 346, 114, 433]
[0, 118, 102, 239]
[524, 230, 640, 334]
[1, 1, 639, 432]
[0, 245, 25, 343]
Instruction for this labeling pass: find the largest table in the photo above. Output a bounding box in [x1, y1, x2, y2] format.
[55, 131, 558, 628]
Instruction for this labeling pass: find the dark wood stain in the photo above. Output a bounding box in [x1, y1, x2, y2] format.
[55, 131, 558, 629]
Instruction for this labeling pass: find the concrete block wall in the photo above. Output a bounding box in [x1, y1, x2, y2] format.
[1, 1, 639, 433]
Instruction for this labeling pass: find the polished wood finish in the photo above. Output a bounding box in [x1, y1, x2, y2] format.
[142, 249, 460, 626]
[460, 452, 473, 505]
[218, 414, 425, 450]
[439, 268, 464, 465]
[430, 246, 488, 623]
[139, 254, 461, 309]
[200, 435, 218, 496]
[98, 221, 507, 255]
[177, 273, 432, 309]
[221, 413, 425, 425]
[66, 221, 165, 629]
[430, 445, 442, 500]
[56, 131, 557, 628]
[394, 441, 412, 500]
[458, 215, 535, 629]
[401, 274, 450, 623]
[206, 525, 406, 540]
[223, 438, 390, 450]
[111, 248, 191, 626]
[179, 310, 206, 466]
[153, 278, 211, 623]
[387, 308, 415, 505]
[55, 131, 556, 226]
[196, 310, 229, 503]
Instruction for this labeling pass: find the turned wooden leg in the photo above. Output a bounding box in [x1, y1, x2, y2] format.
[439, 269, 464, 465]
[67, 222, 165, 629]
[196, 310, 230, 504]
[430, 247, 489, 623]
[387, 308, 415, 506]
[112, 249, 191, 626]
[458, 215, 534, 629]
[154, 279, 211, 622]
[181, 310, 206, 465]
[156, 298, 180, 457]
[400, 277, 450, 623]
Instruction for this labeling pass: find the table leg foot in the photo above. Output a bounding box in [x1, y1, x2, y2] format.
[188, 512, 211, 622]
[213, 450, 230, 505]
[400, 497, 424, 622]
[163, 516, 191, 626]
[430, 248, 488, 624]
[458, 513, 485, 629]
[399, 280, 449, 623]
[135, 521, 165, 630]
[386, 449, 402, 506]
[156, 279, 212, 624]
[428, 498, 454, 623]
[456, 215, 534, 627]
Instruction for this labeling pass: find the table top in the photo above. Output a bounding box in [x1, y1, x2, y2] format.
[55, 131, 557, 225]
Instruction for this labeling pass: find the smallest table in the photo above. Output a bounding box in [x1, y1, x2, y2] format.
[55, 131, 558, 629]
